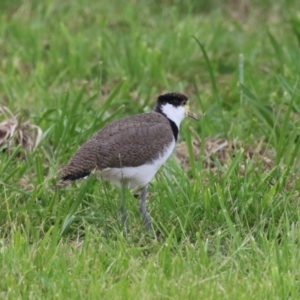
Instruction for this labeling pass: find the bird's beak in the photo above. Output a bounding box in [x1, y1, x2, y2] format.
[185, 102, 199, 121]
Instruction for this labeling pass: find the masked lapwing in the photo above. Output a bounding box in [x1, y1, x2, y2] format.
[60, 92, 198, 230]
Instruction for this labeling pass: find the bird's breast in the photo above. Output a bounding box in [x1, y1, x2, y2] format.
[100, 139, 176, 189]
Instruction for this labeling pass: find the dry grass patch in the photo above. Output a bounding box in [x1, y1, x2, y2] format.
[176, 136, 275, 174]
[0, 106, 42, 155]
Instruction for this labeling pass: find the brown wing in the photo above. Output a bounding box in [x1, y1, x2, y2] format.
[60, 112, 174, 182]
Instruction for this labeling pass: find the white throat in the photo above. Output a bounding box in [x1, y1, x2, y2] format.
[161, 103, 185, 128]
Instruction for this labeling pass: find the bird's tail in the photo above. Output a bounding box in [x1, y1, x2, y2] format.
[59, 142, 98, 185]
[59, 166, 91, 185]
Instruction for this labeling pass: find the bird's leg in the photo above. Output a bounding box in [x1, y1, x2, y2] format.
[118, 154, 129, 232]
[140, 185, 151, 231]
[119, 179, 129, 232]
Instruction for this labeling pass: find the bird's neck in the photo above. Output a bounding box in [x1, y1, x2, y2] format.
[153, 104, 180, 141]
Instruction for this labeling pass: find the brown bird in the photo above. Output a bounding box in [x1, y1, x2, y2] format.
[60, 93, 198, 230]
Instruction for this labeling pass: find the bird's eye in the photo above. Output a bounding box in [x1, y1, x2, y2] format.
[182, 101, 187, 106]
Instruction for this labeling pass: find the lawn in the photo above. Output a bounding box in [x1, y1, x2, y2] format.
[1, 0, 300, 298]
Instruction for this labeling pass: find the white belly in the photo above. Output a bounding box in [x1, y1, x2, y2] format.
[100, 140, 175, 189]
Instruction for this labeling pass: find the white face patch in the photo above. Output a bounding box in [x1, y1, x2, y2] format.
[161, 103, 185, 127]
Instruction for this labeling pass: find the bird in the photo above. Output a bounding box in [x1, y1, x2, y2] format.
[60, 92, 198, 230]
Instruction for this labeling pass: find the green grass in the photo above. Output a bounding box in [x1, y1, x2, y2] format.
[1, 0, 300, 298]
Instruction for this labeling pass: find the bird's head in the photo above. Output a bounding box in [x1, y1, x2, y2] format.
[154, 93, 198, 127]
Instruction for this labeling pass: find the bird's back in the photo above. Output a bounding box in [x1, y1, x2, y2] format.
[60, 111, 174, 182]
